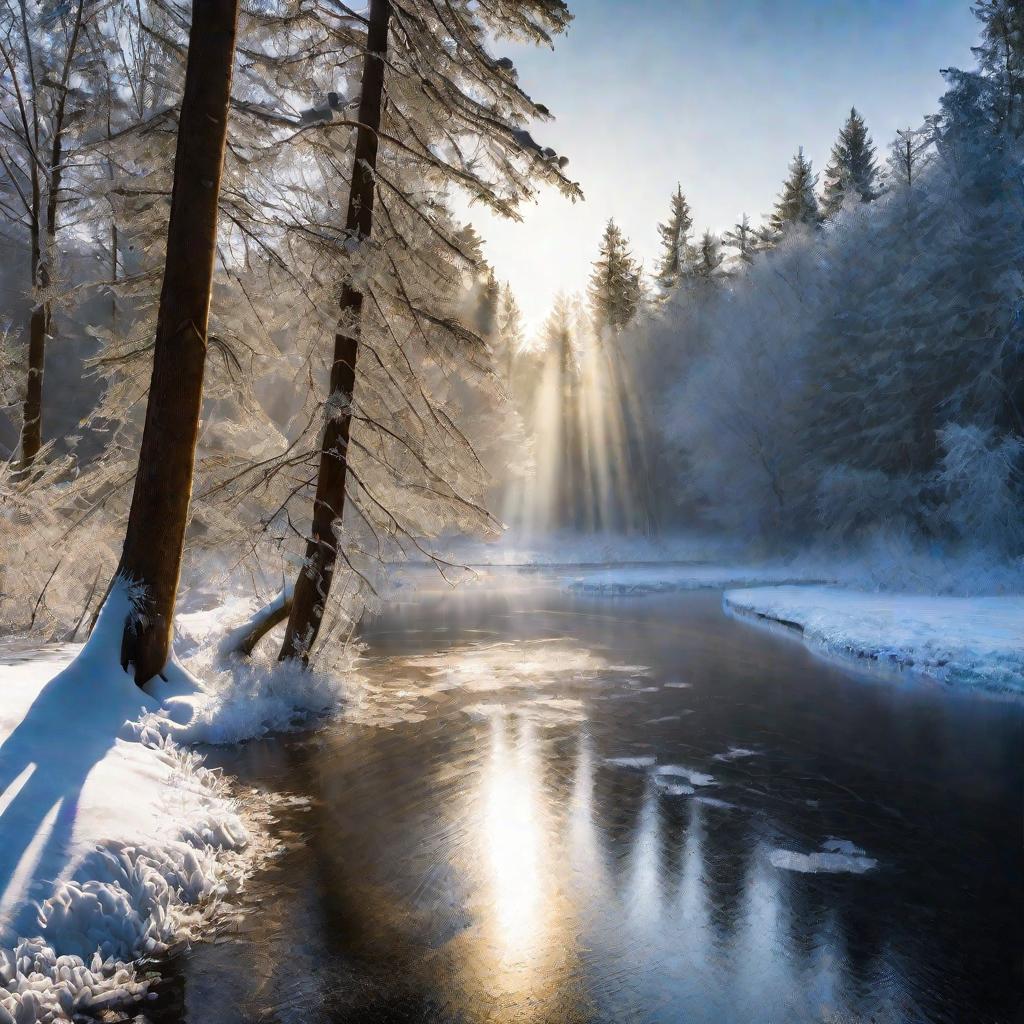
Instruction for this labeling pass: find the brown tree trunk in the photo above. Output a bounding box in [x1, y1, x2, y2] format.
[20, 301, 45, 469]
[279, 0, 391, 663]
[18, 0, 84, 473]
[19, 184, 43, 473]
[114, 0, 240, 685]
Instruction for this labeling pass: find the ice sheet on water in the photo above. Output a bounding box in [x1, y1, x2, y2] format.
[654, 765, 716, 787]
[769, 837, 878, 875]
[695, 796, 737, 810]
[604, 756, 657, 770]
[821, 837, 867, 856]
[563, 563, 819, 596]
[654, 780, 695, 796]
[712, 746, 758, 762]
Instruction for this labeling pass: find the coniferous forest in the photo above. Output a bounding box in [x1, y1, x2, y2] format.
[0, 3, 1022, 1023]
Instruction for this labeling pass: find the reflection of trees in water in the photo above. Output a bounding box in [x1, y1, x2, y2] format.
[151, 661, 1016, 1024]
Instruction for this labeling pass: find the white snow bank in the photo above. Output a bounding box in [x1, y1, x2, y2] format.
[770, 838, 878, 875]
[724, 586, 1024, 694]
[562, 563, 821, 596]
[0, 586, 274, 1022]
[136, 590, 349, 747]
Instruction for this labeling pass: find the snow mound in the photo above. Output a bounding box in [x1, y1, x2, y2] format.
[724, 586, 1024, 694]
[0, 585, 277, 1022]
[769, 837, 878, 875]
[132, 589, 349, 746]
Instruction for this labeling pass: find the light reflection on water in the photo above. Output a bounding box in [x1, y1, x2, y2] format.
[149, 584, 1024, 1024]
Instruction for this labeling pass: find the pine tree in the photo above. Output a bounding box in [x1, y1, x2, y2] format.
[769, 148, 821, 239]
[723, 213, 758, 266]
[588, 219, 643, 334]
[693, 230, 724, 280]
[113, 0, 241, 683]
[886, 126, 934, 188]
[0, 1, 96, 471]
[971, 0, 1024, 135]
[822, 108, 880, 216]
[479, 268, 500, 340]
[495, 284, 526, 381]
[279, 0, 578, 662]
[655, 184, 693, 292]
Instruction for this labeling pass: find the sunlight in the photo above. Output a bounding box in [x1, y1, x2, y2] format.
[480, 714, 545, 966]
[0, 796, 63, 931]
[0, 762, 35, 818]
[503, 307, 655, 538]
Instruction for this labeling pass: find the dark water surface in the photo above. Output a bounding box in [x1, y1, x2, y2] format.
[147, 577, 1024, 1024]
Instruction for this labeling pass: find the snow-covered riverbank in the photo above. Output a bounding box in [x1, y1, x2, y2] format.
[560, 563, 823, 595]
[0, 587, 346, 1023]
[724, 586, 1024, 695]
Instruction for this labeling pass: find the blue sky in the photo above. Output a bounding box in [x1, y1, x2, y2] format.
[460, 0, 979, 334]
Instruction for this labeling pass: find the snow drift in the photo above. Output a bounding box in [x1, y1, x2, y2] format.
[0, 583, 346, 1022]
[724, 585, 1024, 694]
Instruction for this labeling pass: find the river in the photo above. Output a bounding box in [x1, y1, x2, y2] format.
[143, 573, 1024, 1023]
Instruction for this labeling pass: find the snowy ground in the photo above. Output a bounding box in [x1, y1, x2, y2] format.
[0, 585, 347, 1023]
[724, 586, 1024, 695]
[559, 562, 823, 595]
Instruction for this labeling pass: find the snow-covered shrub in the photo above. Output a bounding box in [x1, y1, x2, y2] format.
[935, 424, 1024, 553]
[815, 466, 926, 540]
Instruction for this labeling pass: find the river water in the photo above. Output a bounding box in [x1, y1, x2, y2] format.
[145, 574, 1023, 1023]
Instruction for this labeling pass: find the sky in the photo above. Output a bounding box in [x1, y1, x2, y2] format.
[457, 0, 980, 337]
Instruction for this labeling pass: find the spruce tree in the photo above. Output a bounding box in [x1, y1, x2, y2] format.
[886, 126, 934, 188]
[589, 219, 643, 334]
[279, 0, 578, 662]
[822, 108, 880, 216]
[768, 147, 821, 239]
[693, 230, 724, 280]
[113, 0, 241, 682]
[971, 0, 1024, 135]
[655, 184, 693, 292]
[495, 284, 526, 381]
[1, 0, 96, 471]
[723, 213, 757, 266]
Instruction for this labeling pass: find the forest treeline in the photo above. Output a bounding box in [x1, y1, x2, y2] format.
[498, 0, 1024, 558]
[0, 0, 578, 668]
[2, 0, 1022, 667]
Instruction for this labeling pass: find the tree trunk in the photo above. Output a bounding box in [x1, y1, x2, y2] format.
[114, 0, 240, 685]
[20, 301, 45, 469]
[18, 0, 84, 473]
[279, 0, 391, 664]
